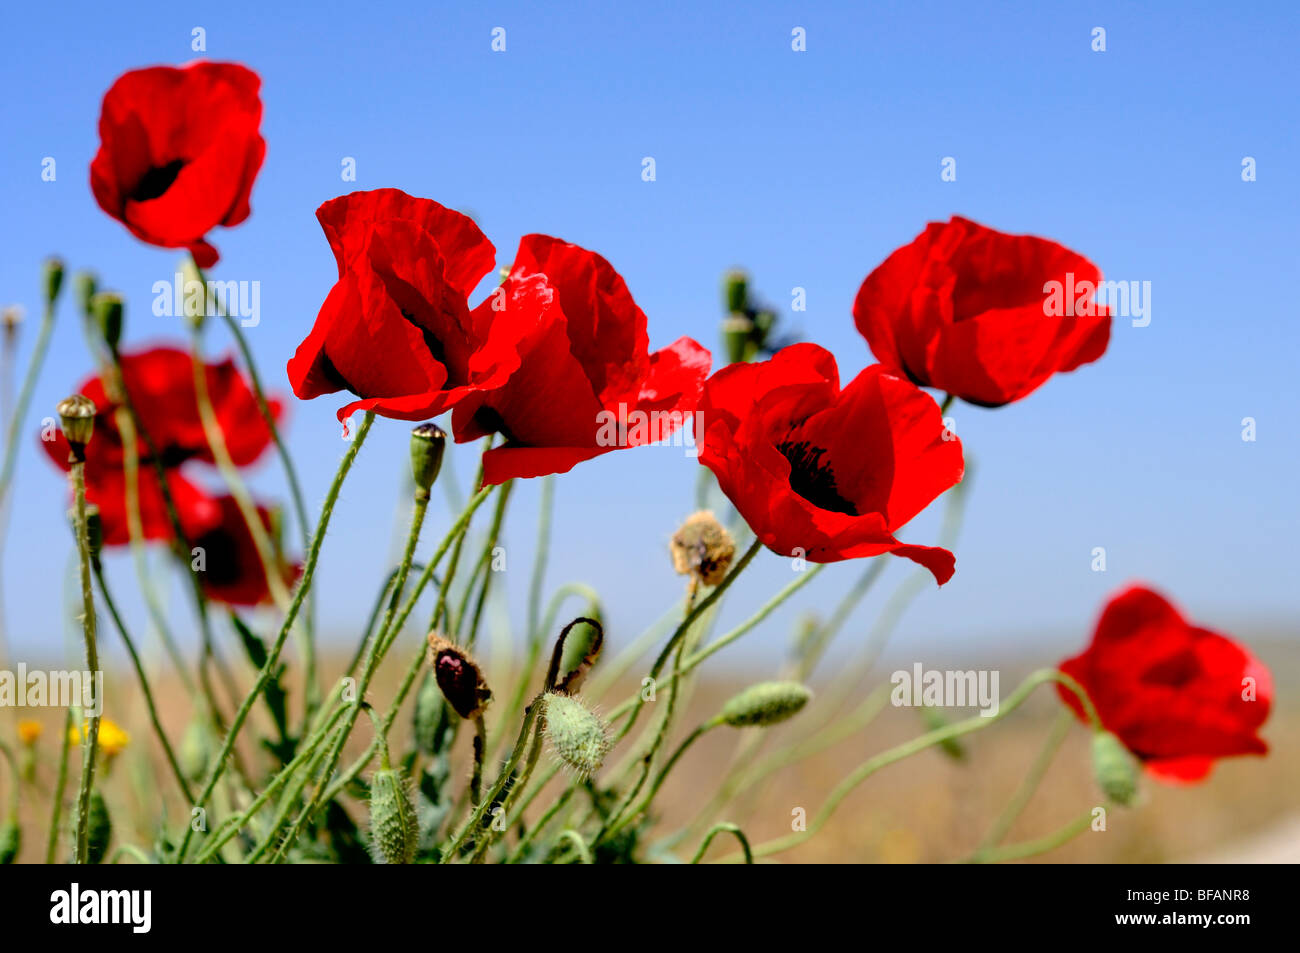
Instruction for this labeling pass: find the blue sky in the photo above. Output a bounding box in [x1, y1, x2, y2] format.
[1, 0, 1296, 674]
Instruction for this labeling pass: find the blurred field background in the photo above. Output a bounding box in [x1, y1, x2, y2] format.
[6, 626, 1294, 864]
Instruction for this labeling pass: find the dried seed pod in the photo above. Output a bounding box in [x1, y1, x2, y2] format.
[410, 423, 447, 494]
[57, 394, 96, 451]
[368, 767, 418, 864]
[717, 682, 812, 728]
[542, 693, 609, 777]
[670, 510, 736, 587]
[427, 634, 491, 720]
[86, 790, 112, 865]
[1091, 731, 1139, 807]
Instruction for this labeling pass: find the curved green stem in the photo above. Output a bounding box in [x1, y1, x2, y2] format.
[971, 709, 1073, 859]
[44, 707, 73, 863]
[691, 822, 752, 864]
[0, 295, 56, 509]
[969, 808, 1095, 863]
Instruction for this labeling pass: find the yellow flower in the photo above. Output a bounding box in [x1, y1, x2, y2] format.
[69, 718, 130, 758]
[17, 720, 42, 745]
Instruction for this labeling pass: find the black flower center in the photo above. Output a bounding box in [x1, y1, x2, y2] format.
[131, 159, 186, 202]
[776, 440, 858, 516]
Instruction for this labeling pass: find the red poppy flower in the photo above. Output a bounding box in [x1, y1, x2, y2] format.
[289, 188, 527, 426]
[41, 346, 281, 546]
[1058, 585, 1272, 782]
[192, 496, 299, 606]
[90, 62, 265, 268]
[852, 216, 1110, 406]
[452, 235, 711, 485]
[696, 343, 963, 582]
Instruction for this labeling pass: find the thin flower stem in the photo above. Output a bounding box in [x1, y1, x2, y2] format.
[691, 822, 752, 864]
[92, 562, 195, 803]
[556, 829, 592, 864]
[452, 478, 512, 644]
[723, 669, 1098, 862]
[526, 475, 555, 643]
[0, 297, 56, 510]
[971, 709, 1074, 859]
[615, 721, 716, 837]
[69, 458, 100, 864]
[44, 708, 73, 862]
[189, 330, 290, 611]
[176, 411, 374, 863]
[968, 809, 1095, 863]
[470, 715, 487, 806]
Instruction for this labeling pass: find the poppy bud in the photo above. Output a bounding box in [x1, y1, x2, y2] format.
[410, 423, 446, 495]
[722, 269, 749, 314]
[0, 819, 18, 865]
[721, 314, 754, 365]
[74, 271, 98, 316]
[1091, 731, 1139, 807]
[89, 292, 123, 351]
[42, 257, 64, 305]
[542, 692, 609, 777]
[670, 510, 736, 587]
[57, 394, 96, 452]
[427, 634, 491, 720]
[368, 767, 418, 864]
[86, 789, 112, 865]
[716, 681, 812, 728]
[179, 716, 210, 781]
[412, 670, 451, 754]
[919, 705, 966, 760]
[555, 616, 604, 693]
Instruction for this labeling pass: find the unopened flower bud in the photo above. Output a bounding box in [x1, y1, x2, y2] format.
[410, 423, 446, 495]
[670, 510, 736, 587]
[721, 313, 754, 365]
[86, 790, 112, 865]
[0, 819, 18, 865]
[542, 692, 609, 776]
[412, 670, 451, 754]
[57, 394, 96, 451]
[554, 616, 604, 693]
[427, 634, 491, 720]
[722, 269, 749, 314]
[368, 767, 418, 864]
[716, 681, 812, 728]
[74, 271, 98, 316]
[920, 705, 966, 760]
[89, 292, 123, 351]
[1091, 730, 1139, 806]
[43, 257, 65, 305]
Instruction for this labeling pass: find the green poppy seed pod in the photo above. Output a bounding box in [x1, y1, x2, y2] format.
[717, 681, 812, 728]
[542, 693, 610, 777]
[410, 423, 447, 494]
[43, 257, 65, 305]
[1091, 730, 1139, 807]
[86, 789, 112, 865]
[368, 767, 418, 864]
[670, 510, 736, 587]
[721, 314, 754, 365]
[89, 292, 124, 351]
[74, 271, 98, 316]
[179, 716, 210, 781]
[722, 269, 748, 314]
[0, 818, 19, 865]
[57, 394, 96, 451]
[427, 634, 491, 720]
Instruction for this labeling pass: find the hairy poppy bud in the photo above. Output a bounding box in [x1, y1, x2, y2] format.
[427, 634, 491, 720]
[721, 313, 754, 365]
[542, 692, 609, 777]
[920, 705, 965, 761]
[410, 423, 447, 495]
[57, 394, 96, 451]
[1091, 730, 1139, 807]
[86, 790, 112, 865]
[412, 670, 451, 754]
[670, 510, 736, 587]
[43, 257, 65, 305]
[0, 819, 18, 865]
[722, 269, 749, 314]
[89, 292, 124, 351]
[716, 681, 812, 728]
[74, 271, 98, 317]
[179, 717, 210, 781]
[368, 767, 418, 864]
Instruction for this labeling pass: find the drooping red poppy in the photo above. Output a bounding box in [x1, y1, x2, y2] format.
[41, 346, 281, 546]
[1058, 585, 1272, 782]
[288, 188, 527, 426]
[90, 62, 265, 268]
[192, 496, 300, 606]
[452, 234, 711, 485]
[695, 343, 963, 582]
[852, 216, 1110, 407]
